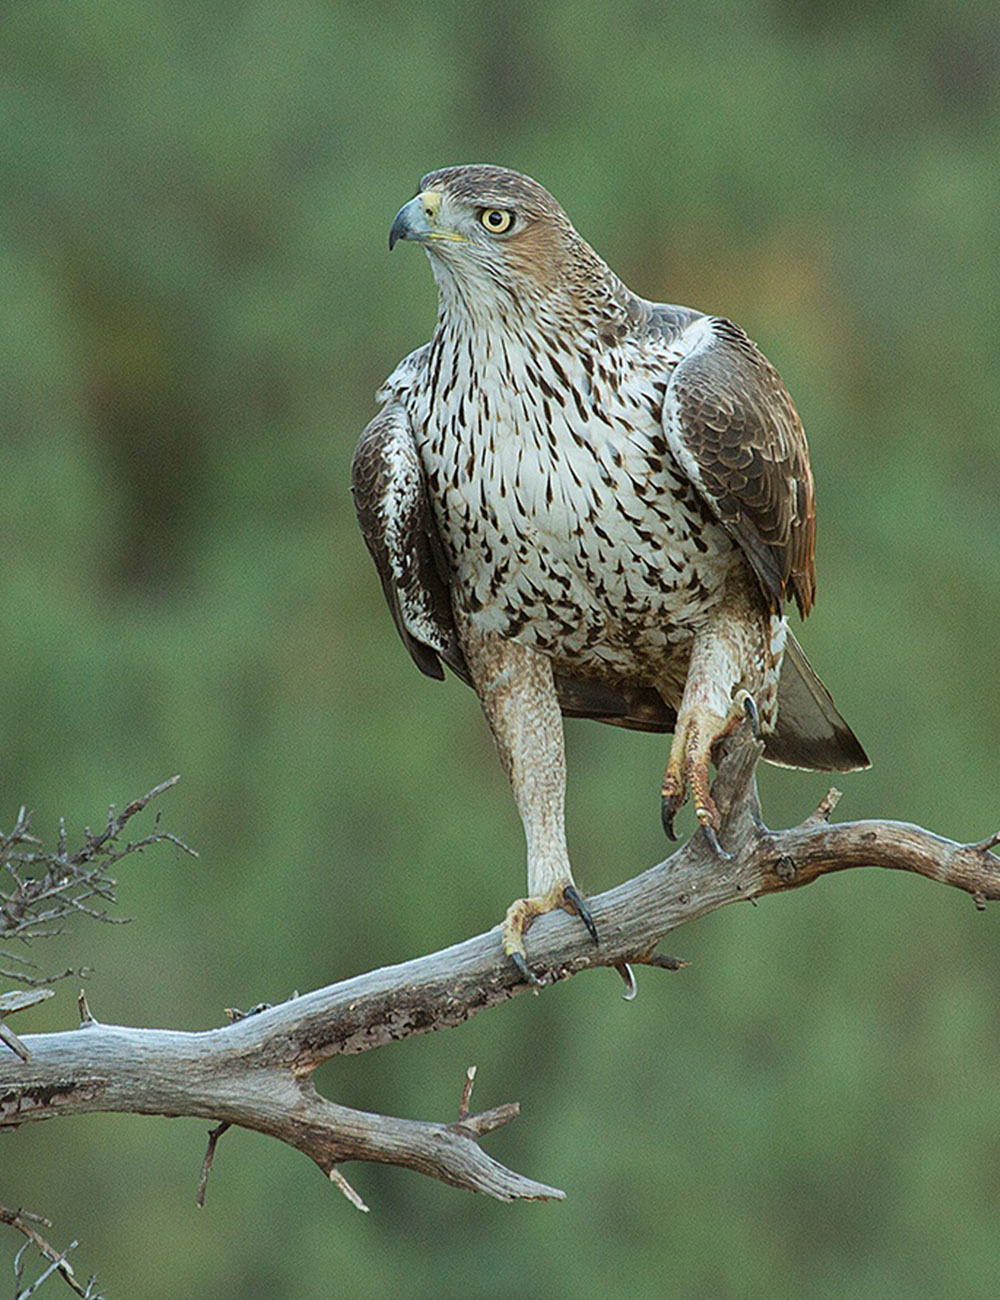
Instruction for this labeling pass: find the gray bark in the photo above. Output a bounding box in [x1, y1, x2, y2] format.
[2, 741, 998, 1206]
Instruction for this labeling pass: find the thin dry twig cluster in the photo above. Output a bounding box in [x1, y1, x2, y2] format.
[0, 1203, 104, 1299]
[0, 776, 194, 991]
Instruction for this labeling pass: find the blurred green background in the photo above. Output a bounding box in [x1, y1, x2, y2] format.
[3, 0, 1000, 1296]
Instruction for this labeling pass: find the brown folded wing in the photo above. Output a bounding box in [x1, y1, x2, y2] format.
[662, 317, 817, 617]
[351, 405, 467, 683]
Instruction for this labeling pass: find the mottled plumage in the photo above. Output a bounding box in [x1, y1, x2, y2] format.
[353, 165, 867, 975]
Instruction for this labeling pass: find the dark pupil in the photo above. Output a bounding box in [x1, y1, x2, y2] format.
[488, 211, 505, 227]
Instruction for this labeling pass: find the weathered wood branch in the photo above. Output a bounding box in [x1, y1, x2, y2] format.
[2, 740, 998, 1206]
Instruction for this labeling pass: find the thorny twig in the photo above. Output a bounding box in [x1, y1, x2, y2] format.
[0, 1204, 104, 1299]
[0, 777, 195, 990]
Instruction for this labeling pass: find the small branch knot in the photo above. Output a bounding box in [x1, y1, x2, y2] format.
[774, 855, 797, 882]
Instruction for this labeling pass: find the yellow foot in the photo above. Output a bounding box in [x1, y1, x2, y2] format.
[660, 713, 720, 839]
[502, 880, 598, 985]
[660, 697, 754, 859]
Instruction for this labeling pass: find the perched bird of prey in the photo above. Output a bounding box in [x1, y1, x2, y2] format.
[352, 164, 868, 980]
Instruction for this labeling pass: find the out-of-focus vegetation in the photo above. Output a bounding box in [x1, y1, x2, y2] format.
[2, 1, 999, 1296]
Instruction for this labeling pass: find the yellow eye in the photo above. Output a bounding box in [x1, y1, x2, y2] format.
[479, 208, 514, 234]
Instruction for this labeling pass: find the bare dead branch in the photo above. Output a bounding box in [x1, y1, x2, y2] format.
[1, 739, 997, 1207]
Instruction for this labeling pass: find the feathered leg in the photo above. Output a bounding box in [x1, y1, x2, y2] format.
[660, 578, 782, 853]
[454, 608, 597, 983]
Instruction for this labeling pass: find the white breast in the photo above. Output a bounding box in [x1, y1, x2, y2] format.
[406, 322, 739, 676]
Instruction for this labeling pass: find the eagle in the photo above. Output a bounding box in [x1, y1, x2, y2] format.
[352, 165, 868, 981]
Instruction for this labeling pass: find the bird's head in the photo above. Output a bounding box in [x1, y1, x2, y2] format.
[389, 164, 610, 322]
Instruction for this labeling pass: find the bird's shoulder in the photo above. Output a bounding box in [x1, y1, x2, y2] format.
[375, 342, 432, 406]
[640, 300, 708, 345]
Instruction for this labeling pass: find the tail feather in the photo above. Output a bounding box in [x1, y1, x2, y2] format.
[764, 632, 870, 772]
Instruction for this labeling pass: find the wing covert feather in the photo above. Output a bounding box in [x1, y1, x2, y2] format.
[661, 316, 817, 616]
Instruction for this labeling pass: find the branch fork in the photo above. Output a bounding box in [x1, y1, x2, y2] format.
[2, 741, 998, 1207]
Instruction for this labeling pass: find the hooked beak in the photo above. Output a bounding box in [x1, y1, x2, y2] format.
[389, 195, 425, 250]
[388, 190, 465, 250]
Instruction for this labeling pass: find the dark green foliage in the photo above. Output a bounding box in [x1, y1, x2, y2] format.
[2, 1, 999, 1295]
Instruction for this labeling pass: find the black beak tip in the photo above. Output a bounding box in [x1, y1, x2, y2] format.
[388, 206, 410, 252]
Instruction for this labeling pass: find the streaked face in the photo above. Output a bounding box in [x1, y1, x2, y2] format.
[389, 165, 576, 306]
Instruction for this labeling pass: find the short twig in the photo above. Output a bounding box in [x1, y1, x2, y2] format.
[328, 1167, 370, 1213]
[806, 787, 842, 824]
[450, 1102, 521, 1139]
[0, 989, 53, 1016]
[458, 1065, 477, 1119]
[971, 830, 1000, 854]
[196, 1122, 231, 1208]
[0, 1020, 30, 1061]
[643, 953, 688, 971]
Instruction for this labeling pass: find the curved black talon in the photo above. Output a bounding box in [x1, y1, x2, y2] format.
[661, 794, 680, 841]
[742, 693, 760, 737]
[701, 822, 733, 861]
[509, 950, 544, 988]
[615, 961, 637, 1001]
[563, 883, 599, 944]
